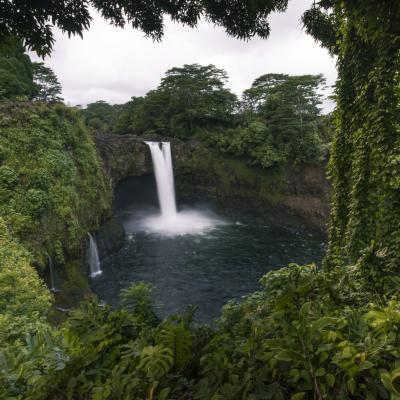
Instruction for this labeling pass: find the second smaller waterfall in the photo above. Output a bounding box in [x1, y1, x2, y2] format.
[48, 255, 60, 293]
[88, 233, 102, 277]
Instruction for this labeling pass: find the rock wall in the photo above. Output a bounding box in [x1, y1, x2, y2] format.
[93, 134, 152, 188]
[94, 134, 329, 232]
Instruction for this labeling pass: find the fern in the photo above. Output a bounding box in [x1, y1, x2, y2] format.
[156, 323, 192, 370]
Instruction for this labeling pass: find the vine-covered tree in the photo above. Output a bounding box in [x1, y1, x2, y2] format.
[303, 2, 400, 281]
[32, 62, 63, 102]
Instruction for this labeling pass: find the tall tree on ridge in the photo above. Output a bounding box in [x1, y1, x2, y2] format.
[0, 36, 36, 100]
[32, 62, 63, 102]
[136, 64, 237, 137]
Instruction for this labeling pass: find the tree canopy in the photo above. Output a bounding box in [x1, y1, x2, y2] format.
[211, 73, 328, 168]
[0, 0, 289, 56]
[81, 100, 122, 134]
[0, 37, 63, 102]
[0, 36, 36, 100]
[135, 64, 237, 137]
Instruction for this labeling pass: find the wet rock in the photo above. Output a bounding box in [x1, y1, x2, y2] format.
[93, 134, 152, 188]
[97, 218, 125, 258]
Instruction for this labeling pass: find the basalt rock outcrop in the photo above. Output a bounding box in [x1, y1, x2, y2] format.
[93, 134, 152, 188]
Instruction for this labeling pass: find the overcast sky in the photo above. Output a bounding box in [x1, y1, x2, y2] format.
[31, 0, 337, 112]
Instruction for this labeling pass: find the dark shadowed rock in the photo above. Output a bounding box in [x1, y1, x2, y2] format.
[97, 218, 125, 258]
[93, 134, 152, 188]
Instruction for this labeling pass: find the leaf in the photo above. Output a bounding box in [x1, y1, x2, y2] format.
[319, 352, 329, 362]
[299, 302, 312, 321]
[326, 373, 335, 388]
[275, 350, 304, 363]
[158, 388, 171, 400]
[137, 345, 173, 381]
[391, 371, 400, 396]
[291, 392, 306, 400]
[358, 361, 374, 371]
[381, 371, 392, 391]
[311, 317, 336, 332]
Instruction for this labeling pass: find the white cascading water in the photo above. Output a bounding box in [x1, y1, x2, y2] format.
[88, 233, 102, 277]
[143, 141, 220, 236]
[146, 141, 177, 217]
[48, 255, 60, 292]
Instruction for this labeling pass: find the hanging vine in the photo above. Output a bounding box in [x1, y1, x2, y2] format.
[305, 2, 400, 287]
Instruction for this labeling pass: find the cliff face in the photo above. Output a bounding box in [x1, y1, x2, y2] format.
[93, 134, 152, 187]
[94, 134, 329, 231]
[0, 103, 112, 319]
[173, 142, 329, 231]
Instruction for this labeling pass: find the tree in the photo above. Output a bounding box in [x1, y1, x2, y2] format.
[32, 62, 63, 102]
[136, 64, 237, 137]
[0, 1, 289, 56]
[226, 73, 326, 167]
[81, 100, 122, 134]
[0, 36, 36, 100]
[113, 96, 144, 135]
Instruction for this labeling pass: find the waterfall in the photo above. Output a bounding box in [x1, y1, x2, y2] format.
[48, 255, 59, 292]
[88, 233, 102, 277]
[141, 141, 221, 236]
[145, 141, 177, 218]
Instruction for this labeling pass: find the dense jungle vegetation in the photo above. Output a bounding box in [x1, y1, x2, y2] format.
[81, 65, 333, 169]
[1, 1, 400, 399]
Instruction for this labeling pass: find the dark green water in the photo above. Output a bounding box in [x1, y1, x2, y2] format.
[91, 176, 325, 323]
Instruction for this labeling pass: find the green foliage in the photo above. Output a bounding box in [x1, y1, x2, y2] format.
[81, 100, 123, 134]
[0, 102, 110, 259]
[120, 282, 158, 325]
[324, 1, 400, 274]
[195, 264, 400, 400]
[0, 218, 52, 346]
[113, 96, 144, 135]
[2, 261, 400, 399]
[0, 38, 64, 102]
[209, 73, 329, 168]
[0, 36, 36, 100]
[156, 317, 193, 370]
[80, 65, 331, 171]
[211, 121, 287, 168]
